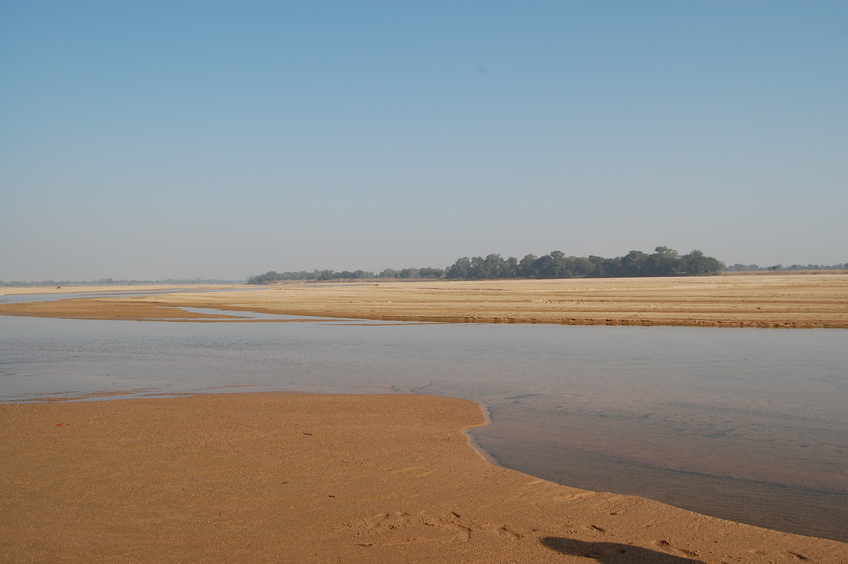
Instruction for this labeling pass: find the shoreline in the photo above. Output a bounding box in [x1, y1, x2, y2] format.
[461, 400, 502, 469]
[2, 392, 845, 563]
[1, 273, 846, 328]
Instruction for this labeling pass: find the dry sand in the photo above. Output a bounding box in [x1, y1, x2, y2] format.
[2, 273, 847, 328]
[2, 393, 845, 563]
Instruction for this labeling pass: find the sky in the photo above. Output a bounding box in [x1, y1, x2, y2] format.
[1, 1, 846, 281]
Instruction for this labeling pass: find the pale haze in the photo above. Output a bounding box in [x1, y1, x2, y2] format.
[1, 1, 845, 281]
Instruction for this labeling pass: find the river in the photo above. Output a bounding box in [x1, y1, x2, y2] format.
[1, 311, 845, 541]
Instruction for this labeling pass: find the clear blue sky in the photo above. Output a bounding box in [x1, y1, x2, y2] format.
[1, 1, 845, 280]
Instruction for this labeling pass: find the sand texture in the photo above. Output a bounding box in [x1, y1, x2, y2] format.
[2, 273, 847, 328]
[1, 393, 845, 563]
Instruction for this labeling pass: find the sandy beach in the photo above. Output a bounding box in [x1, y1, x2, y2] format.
[1, 272, 846, 328]
[2, 392, 846, 563]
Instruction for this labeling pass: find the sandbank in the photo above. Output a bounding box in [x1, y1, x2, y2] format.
[1, 393, 845, 563]
[1, 273, 847, 328]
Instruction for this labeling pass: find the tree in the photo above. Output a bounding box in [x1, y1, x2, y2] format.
[621, 250, 649, 276]
[518, 254, 537, 277]
[646, 246, 680, 276]
[531, 254, 556, 278]
[483, 254, 506, 278]
[504, 256, 519, 278]
[446, 257, 472, 279]
[418, 267, 445, 278]
[680, 250, 724, 275]
[570, 256, 595, 277]
[469, 257, 486, 279]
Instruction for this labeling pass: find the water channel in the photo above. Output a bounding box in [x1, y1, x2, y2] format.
[0, 309, 845, 542]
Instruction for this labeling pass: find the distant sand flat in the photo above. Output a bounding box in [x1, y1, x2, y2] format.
[1, 272, 847, 328]
[2, 393, 845, 563]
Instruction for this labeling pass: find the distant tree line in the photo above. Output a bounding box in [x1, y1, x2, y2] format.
[445, 247, 723, 279]
[247, 267, 445, 284]
[7, 256, 845, 288]
[0, 277, 243, 287]
[246, 247, 728, 284]
[726, 263, 848, 272]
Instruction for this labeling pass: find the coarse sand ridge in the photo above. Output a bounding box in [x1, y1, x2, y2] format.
[1, 273, 846, 328]
[1, 393, 846, 563]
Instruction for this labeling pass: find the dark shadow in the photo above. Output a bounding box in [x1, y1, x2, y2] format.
[540, 537, 706, 564]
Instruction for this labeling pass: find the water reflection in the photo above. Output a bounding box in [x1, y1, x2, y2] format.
[0, 315, 845, 541]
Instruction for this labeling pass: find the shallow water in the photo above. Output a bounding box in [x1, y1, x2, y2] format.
[0, 315, 845, 541]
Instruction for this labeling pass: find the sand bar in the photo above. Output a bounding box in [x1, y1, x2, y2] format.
[2, 273, 847, 328]
[2, 392, 845, 563]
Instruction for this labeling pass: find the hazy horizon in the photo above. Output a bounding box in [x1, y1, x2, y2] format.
[2, 250, 846, 285]
[2, 1, 845, 281]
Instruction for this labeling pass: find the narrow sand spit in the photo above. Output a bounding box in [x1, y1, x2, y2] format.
[1, 393, 845, 563]
[1, 273, 846, 328]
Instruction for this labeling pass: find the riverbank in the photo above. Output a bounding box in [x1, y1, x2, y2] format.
[2, 392, 845, 563]
[1, 273, 846, 328]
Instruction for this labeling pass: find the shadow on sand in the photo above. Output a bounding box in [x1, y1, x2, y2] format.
[540, 537, 705, 564]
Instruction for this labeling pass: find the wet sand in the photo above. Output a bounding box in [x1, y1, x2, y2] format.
[2, 272, 847, 328]
[2, 393, 845, 563]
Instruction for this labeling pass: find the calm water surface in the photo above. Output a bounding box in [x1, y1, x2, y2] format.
[1, 314, 845, 541]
